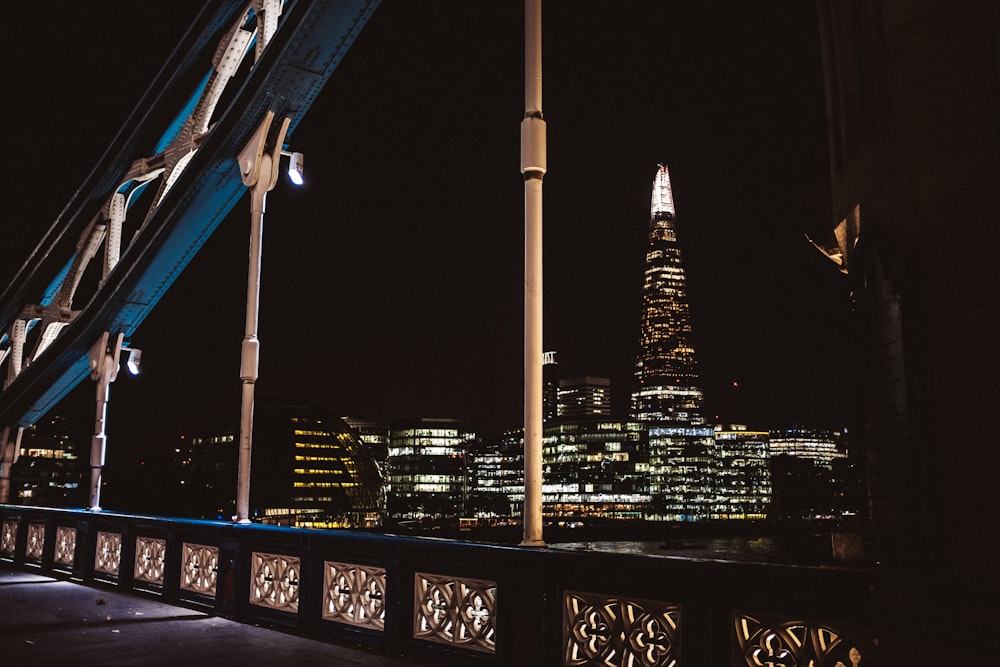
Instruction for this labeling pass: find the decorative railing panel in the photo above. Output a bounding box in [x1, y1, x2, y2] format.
[734, 612, 879, 667]
[54, 526, 75, 566]
[250, 551, 300, 613]
[563, 590, 681, 667]
[322, 560, 386, 630]
[0, 507, 884, 665]
[94, 531, 122, 576]
[414, 572, 496, 653]
[0, 519, 17, 556]
[25, 523, 45, 561]
[134, 536, 166, 585]
[180, 542, 218, 596]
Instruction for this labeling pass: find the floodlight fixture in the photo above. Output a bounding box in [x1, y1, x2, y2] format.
[126, 348, 142, 375]
[287, 151, 304, 185]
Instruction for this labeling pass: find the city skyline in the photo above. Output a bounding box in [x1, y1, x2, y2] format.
[2, 3, 852, 451]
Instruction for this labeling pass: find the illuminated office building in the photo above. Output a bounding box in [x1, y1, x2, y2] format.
[386, 418, 473, 519]
[711, 425, 771, 519]
[467, 431, 524, 517]
[542, 418, 649, 519]
[557, 376, 612, 418]
[768, 427, 848, 468]
[646, 424, 715, 520]
[253, 400, 384, 527]
[631, 164, 704, 424]
[342, 416, 390, 471]
[182, 399, 384, 528]
[768, 427, 854, 521]
[10, 414, 82, 506]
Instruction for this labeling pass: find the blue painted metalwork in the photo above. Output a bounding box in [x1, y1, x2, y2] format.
[0, 0, 381, 427]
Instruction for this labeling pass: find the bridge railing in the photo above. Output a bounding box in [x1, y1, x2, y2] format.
[0, 505, 878, 666]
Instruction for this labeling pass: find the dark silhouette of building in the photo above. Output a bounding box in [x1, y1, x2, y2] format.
[557, 376, 611, 418]
[542, 351, 559, 421]
[178, 399, 384, 527]
[8, 415, 83, 507]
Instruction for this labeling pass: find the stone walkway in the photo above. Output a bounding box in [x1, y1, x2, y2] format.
[0, 567, 428, 666]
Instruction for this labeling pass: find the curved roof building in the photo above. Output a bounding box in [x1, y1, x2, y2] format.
[250, 398, 385, 528]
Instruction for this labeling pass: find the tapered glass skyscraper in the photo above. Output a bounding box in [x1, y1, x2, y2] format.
[631, 164, 704, 424]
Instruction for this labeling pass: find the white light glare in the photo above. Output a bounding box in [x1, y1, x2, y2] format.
[288, 151, 304, 185]
[126, 348, 142, 375]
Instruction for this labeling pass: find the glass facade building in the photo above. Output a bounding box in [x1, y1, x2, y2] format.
[386, 418, 472, 519]
[647, 424, 715, 520]
[768, 427, 848, 468]
[542, 419, 649, 519]
[711, 425, 771, 519]
[467, 430, 524, 517]
[631, 164, 705, 424]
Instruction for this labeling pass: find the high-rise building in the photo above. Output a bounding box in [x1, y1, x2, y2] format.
[386, 418, 472, 520]
[711, 424, 771, 520]
[542, 351, 559, 422]
[557, 376, 612, 418]
[646, 424, 715, 520]
[542, 418, 649, 519]
[631, 164, 704, 424]
[467, 431, 524, 517]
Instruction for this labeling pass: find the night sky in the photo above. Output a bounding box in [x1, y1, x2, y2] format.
[3, 2, 852, 452]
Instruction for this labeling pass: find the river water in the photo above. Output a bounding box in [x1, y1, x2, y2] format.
[550, 533, 837, 565]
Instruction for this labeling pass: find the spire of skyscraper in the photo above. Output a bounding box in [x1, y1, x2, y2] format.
[650, 163, 675, 217]
[631, 164, 704, 424]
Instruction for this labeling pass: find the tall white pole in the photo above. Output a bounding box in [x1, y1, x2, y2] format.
[235, 154, 271, 524]
[86, 332, 122, 511]
[233, 111, 287, 524]
[521, 0, 546, 547]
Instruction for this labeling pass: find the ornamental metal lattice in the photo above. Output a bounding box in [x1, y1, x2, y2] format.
[54, 526, 75, 566]
[134, 536, 166, 585]
[322, 560, 386, 630]
[94, 531, 122, 576]
[180, 542, 218, 596]
[734, 612, 879, 667]
[250, 551, 300, 613]
[563, 590, 681, 667]
[414, 572, 496, 653]
[0, 519, 17, 556]
[25, 523, 45, 561]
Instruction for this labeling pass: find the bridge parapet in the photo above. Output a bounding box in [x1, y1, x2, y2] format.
[0, 506, 878, 666]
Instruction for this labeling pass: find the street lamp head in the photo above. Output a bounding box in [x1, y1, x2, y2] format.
[126, 348, 142, 376]
[288, 151, 304, 185]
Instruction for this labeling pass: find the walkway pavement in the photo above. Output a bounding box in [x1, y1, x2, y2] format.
[0, 567, 428, 666]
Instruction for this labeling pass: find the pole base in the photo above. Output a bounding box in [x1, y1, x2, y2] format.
[519, 539, 546, 548]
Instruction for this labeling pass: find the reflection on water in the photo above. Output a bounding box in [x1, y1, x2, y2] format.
[552, 534, 834, 565]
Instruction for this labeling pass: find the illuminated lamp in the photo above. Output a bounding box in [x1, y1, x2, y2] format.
[287, 151, 304, 185]
[126, 348, 142, 375]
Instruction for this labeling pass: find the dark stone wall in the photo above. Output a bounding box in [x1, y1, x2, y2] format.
[816, 0, 1000, 659]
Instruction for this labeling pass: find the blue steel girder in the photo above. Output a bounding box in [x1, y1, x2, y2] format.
[0, 0, 380, 427]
